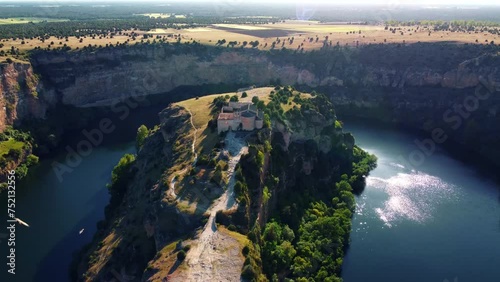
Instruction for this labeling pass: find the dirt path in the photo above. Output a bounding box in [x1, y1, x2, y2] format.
[178, 132, 248, 282]
[168, 109, 198, 199]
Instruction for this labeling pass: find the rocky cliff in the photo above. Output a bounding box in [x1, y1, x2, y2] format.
[0, 62, 52, 130]
[2, 43, 499, 166]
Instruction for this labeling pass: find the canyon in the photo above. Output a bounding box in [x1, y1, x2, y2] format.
[1, 43, 499, 167]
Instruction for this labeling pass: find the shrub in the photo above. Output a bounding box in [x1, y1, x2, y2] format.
[177, 250, 186, 261]
[15, 164, 28, 179]
[242, 245, 250, 256]
[230, 95, 239, 102]
[241, 265, 256, 280]
[217, 160, 228, 171]
[241, 92, 248, 98]
[26, 154, 39, 166]
[252, 96, 259, 104]
[197, 154, 210, 166]
[136, 125, 149, 150]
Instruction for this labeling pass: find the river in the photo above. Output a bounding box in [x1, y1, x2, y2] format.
[342, 122, 500, 282]
[0, 141, 135, 282]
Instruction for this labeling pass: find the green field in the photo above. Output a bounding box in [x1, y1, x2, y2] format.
[0, 17, 68, 25]
[0, 139, 24, 156]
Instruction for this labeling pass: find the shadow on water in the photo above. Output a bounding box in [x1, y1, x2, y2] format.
[33, 186, 109, 282]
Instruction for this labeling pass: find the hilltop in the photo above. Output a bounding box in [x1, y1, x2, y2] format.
[74, 87, 376, 281]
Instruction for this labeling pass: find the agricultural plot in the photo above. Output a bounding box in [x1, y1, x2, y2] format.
[1, 19, 499, 62]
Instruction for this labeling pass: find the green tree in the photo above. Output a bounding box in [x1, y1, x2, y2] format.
[108, 154, 136, 202]
[136, 124, 148, 151]
[230, 95, 239, 102]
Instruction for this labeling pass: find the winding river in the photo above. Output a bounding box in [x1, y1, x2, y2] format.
[342, 122, 500, 282]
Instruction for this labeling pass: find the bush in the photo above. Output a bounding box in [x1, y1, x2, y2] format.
[15, 164, 28, 179]
[241, 265, 256, 280]
[183, 245, 191, 252]
[252, 96, 259, 104]
[136, 125, 149, 150]
[242, 245, 250, 256]
[26, 154, 39, 166]
[230, 95, 239, 102]
[228, 224, 237, 231]
[197, 154, 210, 166]
[241, 92, 248, 98]
[216, 160, 229, 171]
[177, 250, 186, 261]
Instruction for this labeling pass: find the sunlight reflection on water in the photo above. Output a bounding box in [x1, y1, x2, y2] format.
[367, 171, 458, 227]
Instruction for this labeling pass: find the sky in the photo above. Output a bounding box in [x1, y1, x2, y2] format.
[0, 0, 499, 5]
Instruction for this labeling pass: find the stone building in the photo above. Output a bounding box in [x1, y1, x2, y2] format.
[217, 102, 263, 134]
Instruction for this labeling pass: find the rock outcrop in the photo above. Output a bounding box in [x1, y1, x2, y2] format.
[0, 62, 52, 130]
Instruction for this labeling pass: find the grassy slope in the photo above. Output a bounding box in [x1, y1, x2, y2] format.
[0, 139, 24, 156]
[175, 87, 274, 154]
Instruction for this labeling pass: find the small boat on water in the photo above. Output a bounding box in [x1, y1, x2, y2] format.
[15, 218, 29, 227]
[79, 229, 85, 235]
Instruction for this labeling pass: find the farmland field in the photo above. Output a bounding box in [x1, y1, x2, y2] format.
[2, 20, 499, 62]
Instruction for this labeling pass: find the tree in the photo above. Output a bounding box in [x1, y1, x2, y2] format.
[108, 154, 136, 202]
[241, 92, 248, 98]
[136, 125, 148, 151]
[177, 250, 186, 261]
[252, 96, 259, 105]
[230, 95, 239, 102]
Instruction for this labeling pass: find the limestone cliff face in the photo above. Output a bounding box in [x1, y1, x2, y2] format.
[358, 53, 500, 90]
[30, 46, 307, 108]
[3, 44, 500, 166]
[76, 105, 203, 282]
[0, 62, 52, 130]
[4, 44, 495, 126]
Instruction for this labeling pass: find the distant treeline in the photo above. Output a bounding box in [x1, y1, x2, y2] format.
[0, 17, 278, 40]
[386, 20, 500, 33]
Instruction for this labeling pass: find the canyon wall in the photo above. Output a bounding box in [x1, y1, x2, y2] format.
[2, 43, 499, 164]
[0, 62, 53, 130]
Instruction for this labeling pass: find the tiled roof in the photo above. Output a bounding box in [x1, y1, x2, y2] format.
[218, 113, 235, 120]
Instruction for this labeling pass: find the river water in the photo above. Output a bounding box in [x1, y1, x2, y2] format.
[0, 142, 135, 282]
[342, 122, 500, 282]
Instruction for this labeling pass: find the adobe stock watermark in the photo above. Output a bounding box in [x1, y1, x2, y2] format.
[51, 95, 148, 182]
[398, 85, 493, 171]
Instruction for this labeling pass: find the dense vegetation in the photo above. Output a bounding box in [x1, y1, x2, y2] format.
[0, 127, 38, 187]
[0, 13, 278, 40]
[107, 153, 136, 207]
[136, 124, 149, 152]
[215, 88, 377, 281]
[386, 20, 500, 31]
